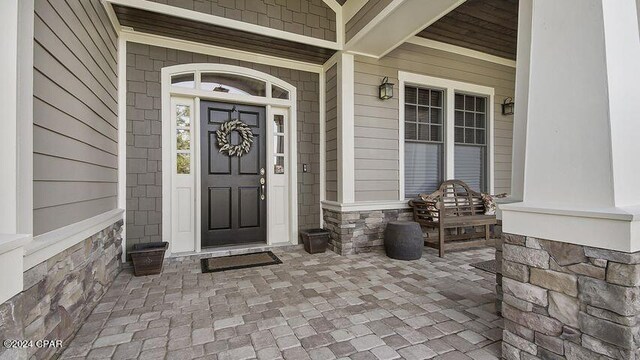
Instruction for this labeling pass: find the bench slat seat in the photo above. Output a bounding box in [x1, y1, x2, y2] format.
[410, 180, 497, 257]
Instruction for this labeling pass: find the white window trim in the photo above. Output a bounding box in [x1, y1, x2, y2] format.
[398, 71, 495, 200]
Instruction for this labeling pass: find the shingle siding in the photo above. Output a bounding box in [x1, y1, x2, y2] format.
[126, 43, 320, 251]
[353, 43, 516, 201]
[325, 64, 338, 202]
[33, 0, 118, 235]
[145, 0, 336, 42]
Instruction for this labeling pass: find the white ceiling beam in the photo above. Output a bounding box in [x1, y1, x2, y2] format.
[345, 0, 464, 59]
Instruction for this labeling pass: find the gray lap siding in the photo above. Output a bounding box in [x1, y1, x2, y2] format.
[126, 42, 320, 251]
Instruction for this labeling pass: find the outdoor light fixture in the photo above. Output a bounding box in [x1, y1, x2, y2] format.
[379, 77, 394, 100]
[502, 97, 514, 115]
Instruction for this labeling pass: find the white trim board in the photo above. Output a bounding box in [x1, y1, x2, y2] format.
[121, 30, 323, 74]
[398, 71, 495, 200]
[24, 209, 124, 271]
[407, 37, 517, 68]
[117, 37, 127, 262]
[105, 0, 341, 50]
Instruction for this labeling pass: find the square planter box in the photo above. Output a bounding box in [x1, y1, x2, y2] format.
[300, 229, 330, 254]
[130, 242, 169, 276]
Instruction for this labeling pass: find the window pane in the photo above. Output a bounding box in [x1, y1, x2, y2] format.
[405, 123, 417, 140]
[475, 97, 486, 112]
[465, 95, 475, 111]
[272, 84, 289, 99]
[476, 113, 486, 129]
[431, 108, 442, 124]
[430, 125, 442, 142]
[405, 142, 442, 197]
[455, 94, 465, 110]
[201, 73, 266, 96]
[177, 129, 190, 150]
[405, 86, 417, 104]
[418, 124, 430, 141]
[405, 104, 416, 122]
[177, 154, 190, 174]
[418, 107, 429, 123]
[275, 135, 284, 154]
[455, 127, 464, 143]
[476, 129, 486, 145]
[431, 90, 442, 107]
[274, 115, 284, 133]
[455, 111, 464, 126]
[176, 105, 190, 127]
[274, 156, 285, 174]
[465, 128, 475, 144]
[465, 112, 474, 127]
[171, 73, 194, 88]
[417, 88, 430, 105]
[455, 145, 486, 192]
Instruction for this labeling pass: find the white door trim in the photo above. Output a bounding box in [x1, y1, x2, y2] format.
[162, 64, 298, 255]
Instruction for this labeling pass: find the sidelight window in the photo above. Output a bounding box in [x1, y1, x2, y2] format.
[273, 114, 285, 174]
[176, 104, 191, 174]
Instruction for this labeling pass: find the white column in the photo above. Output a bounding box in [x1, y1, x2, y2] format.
[508, 0, 533, 202]
[0, 0, 31, 304]
[501, 0, 640, 252]
[0, 0, 19, 234]
[337, 52, 355, 204]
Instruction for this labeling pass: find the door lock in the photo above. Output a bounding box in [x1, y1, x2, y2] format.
[260, 178, 265, 185]
[260, 177, 265, 200]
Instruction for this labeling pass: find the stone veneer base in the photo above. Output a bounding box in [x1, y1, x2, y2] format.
[497, 233, 640, 359]
[0, 220, 123, 360]
[323, 208, 501, 255]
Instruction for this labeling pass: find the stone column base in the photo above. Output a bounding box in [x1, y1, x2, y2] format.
[499, 233, 640, 359]
[322, 208, 413, 255]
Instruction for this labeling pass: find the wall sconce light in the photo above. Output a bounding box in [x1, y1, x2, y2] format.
[502, 97, 514, 115]
[379, 77, 394, 100]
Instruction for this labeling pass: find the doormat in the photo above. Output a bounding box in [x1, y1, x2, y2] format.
[470, 259, 497, 274]
[201, 251, 282, 273]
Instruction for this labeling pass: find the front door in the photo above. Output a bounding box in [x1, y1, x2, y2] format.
[201, 101, 267, 247]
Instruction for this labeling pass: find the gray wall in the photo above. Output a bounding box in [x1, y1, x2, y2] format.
[345, 0, 393, 42]
[146, 0, 336, 41]
[354, 43, 516, 201]
[325, 64, 338, 202]
[33, 0, 118, 235]
[126, 43, 320, 251]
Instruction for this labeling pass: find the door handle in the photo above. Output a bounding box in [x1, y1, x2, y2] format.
[260, 178, 265, 200]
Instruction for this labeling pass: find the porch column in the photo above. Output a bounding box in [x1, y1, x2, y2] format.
[499, 0, 640, 359]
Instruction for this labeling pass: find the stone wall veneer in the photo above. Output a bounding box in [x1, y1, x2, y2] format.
[498, 232, 640, 359]
[0, 221, 123, 360]
[322, 208, 413, 255]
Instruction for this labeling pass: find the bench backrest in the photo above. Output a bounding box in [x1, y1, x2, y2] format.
[437, 180, 485, 217]
[411, 180, 486, 223]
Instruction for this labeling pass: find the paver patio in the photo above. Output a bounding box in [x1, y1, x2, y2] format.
[61, 247, 502, 360]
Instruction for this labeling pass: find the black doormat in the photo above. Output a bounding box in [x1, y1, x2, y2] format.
[470, 259, 497, 274]
[201, 251, 282, 273]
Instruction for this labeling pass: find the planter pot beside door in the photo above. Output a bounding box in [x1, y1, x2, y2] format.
[130, 242, 169, 276]
[300, 229, 330, 254]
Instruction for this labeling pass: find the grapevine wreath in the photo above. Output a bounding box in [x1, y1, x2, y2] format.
[215, 119, 254, 157]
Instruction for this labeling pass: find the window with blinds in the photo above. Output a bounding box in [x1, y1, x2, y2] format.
[454, 93, 487, 192]
[404, 85, 444, 198]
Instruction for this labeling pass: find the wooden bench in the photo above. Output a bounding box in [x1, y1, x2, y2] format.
[409, 180, 497, 257]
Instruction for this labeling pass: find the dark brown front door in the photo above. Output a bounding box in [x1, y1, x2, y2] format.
[201, 101, 266, 247]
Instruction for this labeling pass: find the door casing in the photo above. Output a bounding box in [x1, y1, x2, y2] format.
[161, 64, 298, 255]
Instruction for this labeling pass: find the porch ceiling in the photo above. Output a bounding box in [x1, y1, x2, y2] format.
[417, 0, 518, 60]
[112, 5, 336, 65]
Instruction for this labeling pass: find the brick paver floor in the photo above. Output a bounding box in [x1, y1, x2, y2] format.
[61, 247, 502, 360]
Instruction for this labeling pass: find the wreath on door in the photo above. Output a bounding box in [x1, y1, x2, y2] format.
[216, 119, 254, 157]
